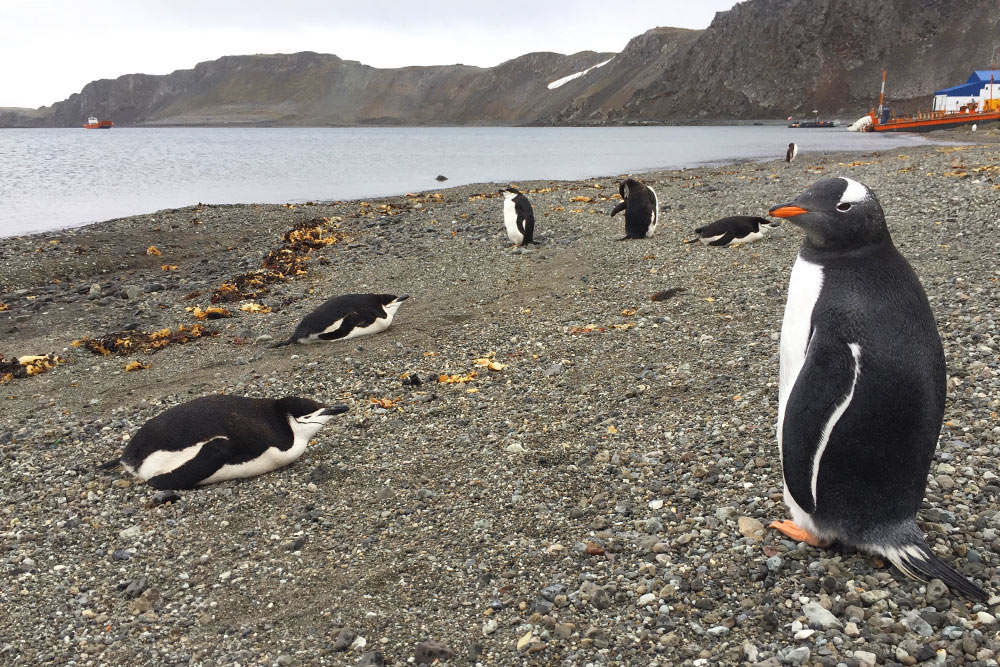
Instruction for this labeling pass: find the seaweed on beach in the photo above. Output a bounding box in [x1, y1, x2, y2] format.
[71, 324, 216, 357]
[0, 353, 67, 383]
[210, 217, 347, 304]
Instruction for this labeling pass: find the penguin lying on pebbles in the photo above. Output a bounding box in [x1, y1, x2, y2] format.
[271, 293, 408, 347]
[100, 395, 348, 489]
[686, 216, 779, 247]
[500, 186, 536, 246]
[768, 177, 987, 600]
[610, 178, 658, 239]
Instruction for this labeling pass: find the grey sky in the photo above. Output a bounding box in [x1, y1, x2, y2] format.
[1, 0, 741, 109]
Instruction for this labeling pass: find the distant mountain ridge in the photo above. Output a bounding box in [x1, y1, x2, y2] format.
[2, 0, 997, 128]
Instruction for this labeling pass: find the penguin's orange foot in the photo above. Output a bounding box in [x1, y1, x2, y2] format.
[769, 520, 833, 548]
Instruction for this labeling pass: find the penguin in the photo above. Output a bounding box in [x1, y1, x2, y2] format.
[609, 178, 658, 239]
[686, 216, 779, 247]
[500, 186, 536, 246]
[100, 395, 349, 490]
[272, 293, 408, 347]
[785, 142, 798, 162]
[768, 177, 987, 600]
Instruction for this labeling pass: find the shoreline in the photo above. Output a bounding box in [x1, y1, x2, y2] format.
[1, 136, 999, 665]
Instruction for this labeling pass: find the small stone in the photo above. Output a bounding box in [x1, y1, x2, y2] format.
[131, 588, 160, 614]
[853, 650, 877, 667]
[976, 611, 997, 626]
[355, 652, 385, 667]
[844, 622, 860, 637]
[516, 631, 533, 652]
[123, 576, 148, 598]
[707, 625, 730, 637]
[554, 623, 574, 639]
[151, 489, 180, 505]
[766, 555, 784, 572]
[924, 578, 949, 603]
[738, 516, 765, 540]
[482, 619, 498, 635]
[119, 526, 141, 539]
[637, 593, 657, 607]
[333, 629, 356, 652]
[112, 549, 131, 561]
[902, 611, 934, 637]
[802, 601, 843, 630]
[413, 640, 455, 664]
[781, 646, 810, 665]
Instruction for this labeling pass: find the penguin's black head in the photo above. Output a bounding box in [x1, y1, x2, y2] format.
[377, 293, 408, 306]
[277, 396, 349, 420]
[768, 177, 889, 250]
[499, 186, 522, 196]
[620, 178, 642, 199]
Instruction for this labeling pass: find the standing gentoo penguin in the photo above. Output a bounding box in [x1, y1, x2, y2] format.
[272, 293, 409, 347]
[768, 177, 986, 599]
[100, 395, 349, 489]
[687, 216, 779, 247]
[610, 178, 658, 239]
[500, 186, 536, 246]
[785, 142, 798, 162]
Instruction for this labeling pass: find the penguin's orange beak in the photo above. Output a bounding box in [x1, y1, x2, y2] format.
[769, 204, 809, 218]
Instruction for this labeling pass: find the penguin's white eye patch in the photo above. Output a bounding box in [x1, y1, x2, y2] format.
[836, 202, 852, 212]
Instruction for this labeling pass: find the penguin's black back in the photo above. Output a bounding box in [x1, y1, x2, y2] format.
[121, 395, 308, 469]
[615, 179, 657, 238]
[791, 240, 944, 539]
[695, 216, 768, 239]
[293, 293, 393, 339]
[512, 192, 535, 244]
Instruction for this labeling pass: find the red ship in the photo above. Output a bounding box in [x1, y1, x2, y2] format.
[852, 70, 1000, 132]
[84, 116, 113, 129]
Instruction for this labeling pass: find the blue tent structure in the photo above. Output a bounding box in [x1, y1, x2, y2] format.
[934, 70, 1000, 97]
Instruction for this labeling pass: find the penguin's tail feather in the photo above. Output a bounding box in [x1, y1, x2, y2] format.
[683, 237, 700, 244]
[269, 337, 293, 349]
[95, 457, 121, 471]
[879, 527, 987, 601]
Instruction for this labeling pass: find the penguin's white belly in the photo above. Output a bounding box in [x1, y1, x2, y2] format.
[645, 186, 658, 237]
[728, 230, 764, 246]
[131, 436, 228, 481]
[698, 234, 724, 245]
[777, 255, 825, 528]
[503, 199, 523, 244]
[199, 440, 308, 485]
[340, 316, 391, 340]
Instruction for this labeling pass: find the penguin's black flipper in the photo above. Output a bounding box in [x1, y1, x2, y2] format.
[95, 457, 121, 471]
[146, 436, 233, 490]
[610, 202, 626, 217]
[707, 233, 736, 247]
[269, 337, 294, 349]
[780, 332, 859, 515]
[884, 526, 988, 600]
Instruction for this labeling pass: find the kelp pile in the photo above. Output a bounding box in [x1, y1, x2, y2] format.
[211, 217, 346, 304]
[0, 353, 67, 383]
[72, 324, 216, 357]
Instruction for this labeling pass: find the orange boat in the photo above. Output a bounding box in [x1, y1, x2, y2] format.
[84, 116, 113, 129]
[855, 70, 1000, 132]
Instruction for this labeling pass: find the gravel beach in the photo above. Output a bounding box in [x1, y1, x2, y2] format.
[2, 128, 999, 666]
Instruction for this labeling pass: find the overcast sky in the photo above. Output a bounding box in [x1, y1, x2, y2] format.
[1, 0, 741, 109]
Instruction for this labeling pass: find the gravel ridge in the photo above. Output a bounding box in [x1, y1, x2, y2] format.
[2, 129, 999, 666]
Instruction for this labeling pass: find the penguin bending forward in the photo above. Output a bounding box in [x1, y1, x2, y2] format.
[688, 216, 779, 247]
[785, 142, 798, 162]
[768, 177, 986, 599]
[610, 178, 658, 239]
[272, 293, 408, 347]
[101, 395, 348, 489]
[500, 187, 536, 246]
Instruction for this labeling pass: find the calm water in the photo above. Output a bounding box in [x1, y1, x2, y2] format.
[0, 126, 939, 238]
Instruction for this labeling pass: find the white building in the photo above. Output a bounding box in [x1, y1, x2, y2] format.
[932, 70, 1000, 112]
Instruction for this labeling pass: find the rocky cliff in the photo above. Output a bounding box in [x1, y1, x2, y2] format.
[2, 0, 996, 127]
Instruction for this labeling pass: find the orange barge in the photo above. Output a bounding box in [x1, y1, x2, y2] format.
[857, 70, 1000, 133]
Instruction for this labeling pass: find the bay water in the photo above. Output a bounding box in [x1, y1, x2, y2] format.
[0, 126, 940, 238]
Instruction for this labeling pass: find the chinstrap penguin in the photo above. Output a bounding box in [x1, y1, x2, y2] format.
[785, 142, 798, 162]
[100, 395, 349, 490]
[500, 186, 536, 246]
[610, 178, 658, 239]
[768, 177, 986, 599]
[272, 293, 409, 347]
[687, 216, 779, 247]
